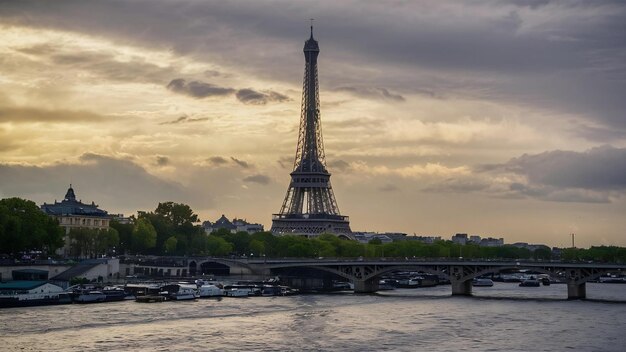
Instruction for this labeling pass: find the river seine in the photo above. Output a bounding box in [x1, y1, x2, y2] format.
[1, 283, 625, 351]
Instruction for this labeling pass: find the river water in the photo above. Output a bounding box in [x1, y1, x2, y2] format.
[1, 283, 625, 351]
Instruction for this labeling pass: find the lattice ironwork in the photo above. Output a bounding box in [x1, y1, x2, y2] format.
[271, 26, 351, 236]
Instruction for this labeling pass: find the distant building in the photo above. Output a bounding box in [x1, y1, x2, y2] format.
[203, 215, 264, 234]
[232, 218, 264, 234]
[451, 234, 504, 247]
[511, 242, 546, 252]
[408, 235, 442, 244]
[111, 214, 133, 225]
[382, 233, 410, 242]
[40, 185, 111, 257]
[352, 232, 394, 244]
[479, 237, 504, 247]
[451, 233, 468, 245]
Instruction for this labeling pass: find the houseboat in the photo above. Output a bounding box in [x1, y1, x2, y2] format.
[0, 281, 69, 308]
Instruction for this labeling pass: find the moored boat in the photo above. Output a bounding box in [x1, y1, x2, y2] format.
[169, 285, 199, 300]
[0, 281, 69, 308]
[102, 286, 135, 301]
[135, 295, 166, 303]
[225, 288, 249, 297]
[75, 290, 107, 303]
[378, 279, 397, 290]
[198, 284, 224, 298]
[472, 278, 494, 287]
[519, 279, 541, 287]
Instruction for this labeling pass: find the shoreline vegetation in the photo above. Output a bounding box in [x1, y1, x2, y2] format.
[1, 198, 625, 263]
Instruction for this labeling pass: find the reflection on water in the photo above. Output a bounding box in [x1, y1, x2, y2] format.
[0, 283, 624, 351]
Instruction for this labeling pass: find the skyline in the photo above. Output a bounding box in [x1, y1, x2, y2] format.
[1, 1, 625, 247]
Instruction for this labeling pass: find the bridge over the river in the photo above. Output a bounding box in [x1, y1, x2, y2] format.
[130, 257, 626, 299]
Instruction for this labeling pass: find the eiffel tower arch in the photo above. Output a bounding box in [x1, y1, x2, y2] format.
[271, 26, 352, 238]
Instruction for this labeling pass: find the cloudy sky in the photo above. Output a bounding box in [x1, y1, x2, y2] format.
[1, 0, 625, 247]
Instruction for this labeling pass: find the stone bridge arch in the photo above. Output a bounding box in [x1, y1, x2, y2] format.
[188, 258, 257, 277]
[449, 264, 617, 299]
[360, 265, 450, 282]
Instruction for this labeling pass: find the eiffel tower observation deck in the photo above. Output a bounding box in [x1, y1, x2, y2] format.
[271, 26, 352, 237]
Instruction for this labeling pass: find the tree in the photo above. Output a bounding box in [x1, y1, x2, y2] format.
[154, 202, 199, 227]
[164, 236, 178, 254]
[207, 235, 233, 256]
[368, 238, 382, 245]
[110, 219, 134, 254]
[0, 197, 64, 255]
[68, 228, 92, 258]
[138, 202, 206, 255]
[67, 227, 119, 258]
[249, 239, 265, 256]
[533, 246, 552, 260]
[132, 218, 157, 253]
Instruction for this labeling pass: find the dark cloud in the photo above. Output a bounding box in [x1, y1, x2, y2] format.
[243, 174, 271, 185]
[2, 1, 625, 132]
[0, 153, 211, 211]
[205, 156, 251, 169]
[204, 70, 230, 78]
[504, 146, 626, 191]
[335, 86, 405, 102]
[166, 79, 235, 99]
[570, 123, 626, 143]
[159, 115, 209, 125]
[327, 159, 350, 172]
[0, 106, 105, 123]
[423, 178, 491, 193]
[235, 89, 290, 105]
[378, 184, 399, 192]
[506, 0, 551, 9]
[207, 156, 229, 166]
[506, 183, 612, 204]
[230, 157, 250, 169]
[155, 155, 169, 166]
[277, 156, 293, 169]
[46, 50, 176, 84]
[427, 146, 626, 203]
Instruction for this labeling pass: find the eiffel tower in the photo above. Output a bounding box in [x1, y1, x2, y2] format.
[271, 25, 352, 237]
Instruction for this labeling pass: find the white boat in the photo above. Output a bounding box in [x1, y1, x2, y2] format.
[0, 281, 69, 307]
[225, 288, 249, 297]
[396, 277, 422, 288]
[198, 284, 224, 297]
[472, 278, 494, 287]
[171, 285, 199, 300]
[76, 290, 107, 303]
[519, 278, 541, 287]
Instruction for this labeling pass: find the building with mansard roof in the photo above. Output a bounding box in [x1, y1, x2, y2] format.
[40, 185, 111, 256]
[203, 214, 264, 234]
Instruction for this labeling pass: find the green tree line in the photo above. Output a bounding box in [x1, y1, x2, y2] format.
[560, 246, 626, 263]
[203, 230, 558, 260]
[0, 198, 64, 255]
[2, 197, 625, 263]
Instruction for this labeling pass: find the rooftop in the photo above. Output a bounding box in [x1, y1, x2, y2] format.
[0, 280, 48, 290]
[40, 185, 109, 217]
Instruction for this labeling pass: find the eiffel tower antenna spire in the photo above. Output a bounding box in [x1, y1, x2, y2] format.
[271, 25, 352, 238]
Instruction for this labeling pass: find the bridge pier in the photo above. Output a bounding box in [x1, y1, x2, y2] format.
[567, 282, 586, 300]
[451, 280, 472, 296]
[353, 278, 379, 293]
